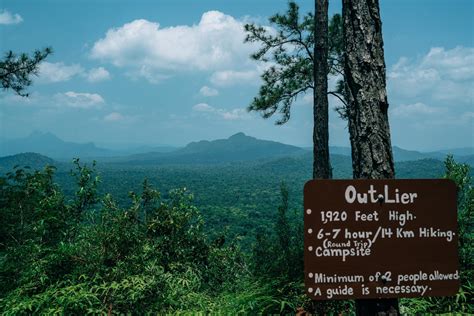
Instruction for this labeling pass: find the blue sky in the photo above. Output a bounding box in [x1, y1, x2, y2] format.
[0, 0, 473, 151]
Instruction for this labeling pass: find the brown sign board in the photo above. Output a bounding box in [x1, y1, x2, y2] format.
[304, 179, 459, 300]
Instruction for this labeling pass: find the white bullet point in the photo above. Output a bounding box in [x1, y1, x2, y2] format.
[308, 228, 313, 234]
[306, 209, 312, 215]
[308, 246, 313, 251]
[309, 273, 314, 278]
[308, 287, 313, 293]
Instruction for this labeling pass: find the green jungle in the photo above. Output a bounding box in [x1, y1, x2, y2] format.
[0, 149, 472, 314]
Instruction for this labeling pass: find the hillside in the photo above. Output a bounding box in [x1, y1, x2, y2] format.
[0, 131, 113, 159]
[0, 152, 58, 172]
[115, 132, 306, 164]
[328, 145, 473, 163]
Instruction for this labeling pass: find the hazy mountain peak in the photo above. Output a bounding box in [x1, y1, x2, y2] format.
[0, 152, 57, 172]
[124, 132, 306, 164]
[28, 130, 61, 141]
[1, 131, 111, 159]
[229, 132, 249, 139]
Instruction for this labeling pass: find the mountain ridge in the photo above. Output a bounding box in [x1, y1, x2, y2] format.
[1, 131, 472, 165]
[115, 132, 306, 164]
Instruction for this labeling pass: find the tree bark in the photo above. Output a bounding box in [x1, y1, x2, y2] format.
[343, 0, 395, 180]
[343, 0, 397, 314]
[313, 0, 332, 179]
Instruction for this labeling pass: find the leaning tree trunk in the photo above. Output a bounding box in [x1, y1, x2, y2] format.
[313, 0, 332, 179]
[343, 0, 395, 180]
[343, 0, 397, 314]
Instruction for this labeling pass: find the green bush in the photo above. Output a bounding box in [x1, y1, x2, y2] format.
[0, 161, 252, 314]
[401, 156, 474, 314]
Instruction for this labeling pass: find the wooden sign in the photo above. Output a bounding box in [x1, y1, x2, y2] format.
[304, 179, 459, 300]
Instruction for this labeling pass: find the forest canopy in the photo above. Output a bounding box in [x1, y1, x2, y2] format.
[0, 157, 472, 314]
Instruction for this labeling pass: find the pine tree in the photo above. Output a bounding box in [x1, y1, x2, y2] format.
[0, 47, 52, 97]
[245, 2, 345, 179]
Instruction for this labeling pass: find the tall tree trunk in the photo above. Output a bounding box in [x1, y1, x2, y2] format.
[313, 0, 332, 179]
[343, 0, 395, 180]
[343, 0, 397, 314]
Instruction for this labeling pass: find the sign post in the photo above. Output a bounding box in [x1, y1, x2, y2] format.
[304, 179, 459, 305]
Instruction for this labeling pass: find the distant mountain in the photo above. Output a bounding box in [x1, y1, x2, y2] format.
[2, 131, 472, 166]
[113, 133, 474, 166]
[327, 146, 431, 161]
[0, 152, 57, 172]
[425, 148, 474, 162]
[0, 131, 114, 159]
[118, 132, 306, 164]
[392, 146, 432, 161]
[455, 154, 474, 166]
[432, 147, 474, 156]
[324, 145, 473, 164]
[178, 132, 304, 157]
[390, 147, 474, 163]
[329, 146, 352, 156]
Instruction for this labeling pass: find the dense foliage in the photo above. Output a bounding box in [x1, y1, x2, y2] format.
[53, 154, 446, 248]
[0, 156, 472, 314]
[0, 161, 252, 314]
[400, 156, 474, 314]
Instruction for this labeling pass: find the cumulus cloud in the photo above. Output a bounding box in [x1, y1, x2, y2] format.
[199, 86, 219, 97]
[2, 91, 106, 111]
[37, 62, 112, 84]
[193, 103, 214, 112]
[220, 108, 248, 120]
[38, 62, 84, 83]
[90, 11, 263, 83]
[192, 103, 249, 120]
[104, 112, 124, 122]
[388, 46, 474, 103]
[0, 9, 23, 25]
[86, 67, 111, 82]
[54, 91, 105, 109]
[127, 66, 170, 84]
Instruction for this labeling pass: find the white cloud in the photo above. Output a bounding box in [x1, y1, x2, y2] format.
[86, 67, 110, 82]
[422, 47, 474, 80]
[193, 103, 215, 112]
[0, 10, 23, 25]
[37, 62, 114, 84]
[220, 108, 248, 120]
[104, 112, 124, 121]
[192, 103, 249, 120]
[210, 70, 260, 87]
[38, 62, 84, 83]
[54, 91, 105, 109]
[126, 66, 170, 84]
[391, 102, 444, 118]
[90, 11, 261, 83]
[199, 86, 219, 97]
[388, 46, 474, 103]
